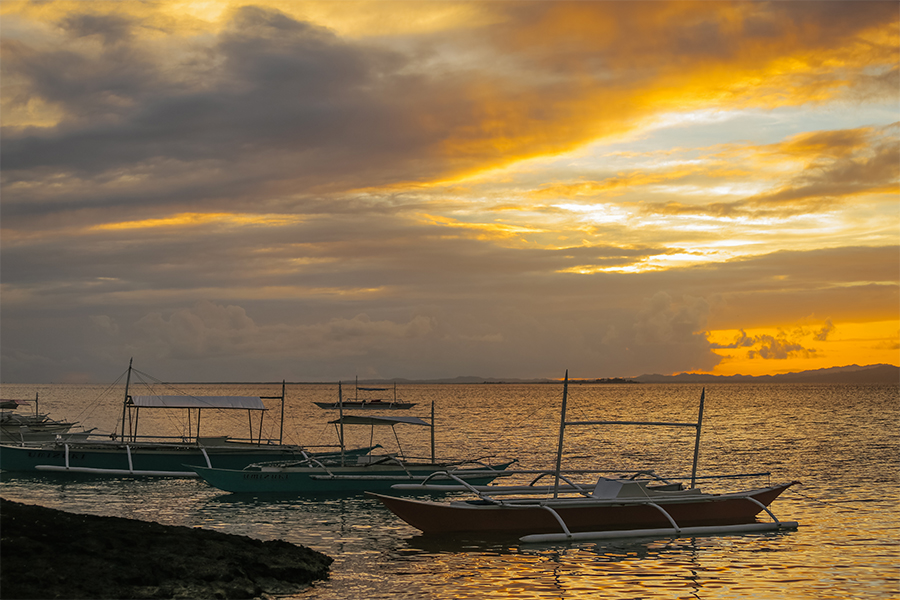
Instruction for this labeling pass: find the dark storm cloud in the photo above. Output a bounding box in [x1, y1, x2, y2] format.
[491, 1, 897, 69]
[1, 5, 446, 218]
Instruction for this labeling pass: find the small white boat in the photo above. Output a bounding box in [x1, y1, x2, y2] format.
[0, 395, 96, 444]
[314, 379, 416, 410]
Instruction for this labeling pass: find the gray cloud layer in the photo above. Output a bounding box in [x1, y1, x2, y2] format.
[1, 3, 897, 382]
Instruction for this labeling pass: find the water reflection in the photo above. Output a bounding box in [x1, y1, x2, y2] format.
[1, 383, 897, 599]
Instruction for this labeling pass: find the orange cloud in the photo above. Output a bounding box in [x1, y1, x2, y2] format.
[90, 213, 302, 231]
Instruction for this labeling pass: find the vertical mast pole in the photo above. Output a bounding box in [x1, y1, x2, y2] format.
[690, 388, 705, 489]
[339, 382, 345, 466]
[120, 358, 133, 440]
[279, 380, 286, 445]
[553, 370, 569, 498]
[430, 400, 435, 463]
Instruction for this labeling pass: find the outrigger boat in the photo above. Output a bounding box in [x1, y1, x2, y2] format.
[1, 395, 96, 444]
[192, 451, 512, 494]
[314, 378, 415, 410]
[0, 361, 375, 477]
[192, 397, 514, 493]
[370, 373, 799, 543]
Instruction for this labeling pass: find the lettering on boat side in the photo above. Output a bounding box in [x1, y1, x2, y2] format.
[242, 473, 289, 480]
[25, 451, 87, 460]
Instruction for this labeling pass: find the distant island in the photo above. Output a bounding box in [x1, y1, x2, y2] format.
[355, 364, 899, 385]
[172, 363, 899, 386]
[631, 363, 899, 384]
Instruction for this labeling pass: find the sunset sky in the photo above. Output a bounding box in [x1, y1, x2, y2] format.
[1, 1, 898, 383]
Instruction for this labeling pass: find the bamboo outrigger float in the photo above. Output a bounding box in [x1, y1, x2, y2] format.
[370, 372, 799, 542]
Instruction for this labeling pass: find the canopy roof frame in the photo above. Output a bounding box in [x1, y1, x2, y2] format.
[330, 382, 435, 464]
[118, 359, 285, 445]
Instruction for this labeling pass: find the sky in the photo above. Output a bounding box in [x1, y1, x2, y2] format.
[1, 1, 898, 384]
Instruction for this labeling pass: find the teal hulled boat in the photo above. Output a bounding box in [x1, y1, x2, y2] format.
[192, 459, 514, 493]
[191, 412, 514, 493]
[0, 439, 378, 477]
[0, 361, 372, 477]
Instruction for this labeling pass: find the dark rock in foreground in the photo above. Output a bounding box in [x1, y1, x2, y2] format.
[0, 497, 332, 599]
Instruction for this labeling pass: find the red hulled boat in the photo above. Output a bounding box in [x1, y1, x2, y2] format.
[370, 373, 799, 543]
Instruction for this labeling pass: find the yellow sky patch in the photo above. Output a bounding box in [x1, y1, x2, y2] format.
[417, 213, 543, 240]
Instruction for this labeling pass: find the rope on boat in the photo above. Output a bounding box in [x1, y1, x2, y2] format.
[70, 368, 129, 426]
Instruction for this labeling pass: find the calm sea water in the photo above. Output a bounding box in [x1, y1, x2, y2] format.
[1, 381, 897, 599]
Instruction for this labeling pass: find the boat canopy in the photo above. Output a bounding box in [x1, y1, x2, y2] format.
[329, 415, 430, 427]
[129, 395, 267, 410]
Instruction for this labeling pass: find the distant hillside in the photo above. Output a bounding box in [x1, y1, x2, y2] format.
[355, 364, 898, 385]
[634, 364, 899, 384]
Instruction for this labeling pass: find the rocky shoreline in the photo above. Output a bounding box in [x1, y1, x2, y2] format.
[0, 497, 333, 599]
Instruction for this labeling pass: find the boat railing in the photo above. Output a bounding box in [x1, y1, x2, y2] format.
[372, 455, 414, 477]
[414, 469, 502, 502]
[407, 468, 593, 503]
[100, 433, 287, 446]
[391, 468, 774, 495]
[443, 458, 517, 472]
[247, 453, 339, 475]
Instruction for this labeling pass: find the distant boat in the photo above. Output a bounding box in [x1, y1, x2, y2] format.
[0, 394, 96, 444]
[370, 374, 800, 542]
[0, 361, 375, 477]
[192, 408, 514, 493]
[314, 378, 416, 410]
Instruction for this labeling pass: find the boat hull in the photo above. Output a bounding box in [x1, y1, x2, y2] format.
[0, 428, 96, 444]
[193, 462, 513, 493]
[314, 402, 416, 410]
[0, 442, 374, 477]
[369, 482, 797, 535]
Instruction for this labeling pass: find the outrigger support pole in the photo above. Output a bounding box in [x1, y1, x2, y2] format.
[280, 380, 286, 445]
[338, 381, 345, 466]
[560, 380, 708, 492]
[553, 370, 569, 499]
[690, 388, 705, 489]
[120, 358, 133, 441]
